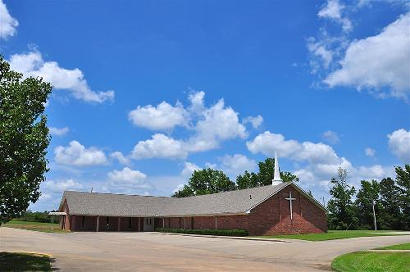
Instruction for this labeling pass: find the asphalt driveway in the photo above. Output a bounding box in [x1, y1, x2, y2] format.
[1, 227, 409, 271]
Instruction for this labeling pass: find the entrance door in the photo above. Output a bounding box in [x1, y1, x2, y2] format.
[143, 217, 154, 231]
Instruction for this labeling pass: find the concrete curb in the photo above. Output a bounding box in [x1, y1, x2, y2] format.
[368, 249, 410, 253]
[157, 232, 289, 242]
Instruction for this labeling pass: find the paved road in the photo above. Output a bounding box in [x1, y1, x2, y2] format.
[1, 227, 409, 271]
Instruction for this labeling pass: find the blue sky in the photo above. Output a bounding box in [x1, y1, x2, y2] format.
[1, 0, 409, 211]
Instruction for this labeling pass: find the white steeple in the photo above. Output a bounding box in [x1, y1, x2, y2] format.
[272, 152, 283, 186]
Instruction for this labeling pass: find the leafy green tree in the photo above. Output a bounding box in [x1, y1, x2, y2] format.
[173, 168, 236, 197]
[395, 164, 410, 230]
[378, 177, 402, 230]
[236, 170, 259, 189]
[327, 168, 358, 230]
[355, 180, 380, 229]
[236, 158, 299, 189]
[0, 56, 52, 224]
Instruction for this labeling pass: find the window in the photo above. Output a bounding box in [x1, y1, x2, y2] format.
[106, 217, 109, 224]
[128, 217, 132, 228]
[82, 216, 85, 228]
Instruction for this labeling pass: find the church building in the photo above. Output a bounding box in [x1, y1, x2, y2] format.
[54, 155, 327, 235]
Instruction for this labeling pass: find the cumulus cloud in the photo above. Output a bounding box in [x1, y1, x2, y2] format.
[9, 50, 114, 103]
[0, 0, 18, 39]
[54, 140, 107, 166]
[181, 162, 201, 178]
[128, 101, 188, 130]
[324, 13, 410, 99]
[189, 98, 247, 151]
[318, 0, 352, 32]
[220, 154, 257, 177]
[131, 134, 187, 159]
[49, 127, 69, 136]
[243, 115, 263, 128]
[130, 91, 251, 160]
[388, 128, 410, 162]
[110, 151, 131, 165]
[365, 147, 375, 157]
[108, 167, 149, 189]
[43, 178, 83, 193]
[247, 131, 340, 163]
[322, 130, 340, 144]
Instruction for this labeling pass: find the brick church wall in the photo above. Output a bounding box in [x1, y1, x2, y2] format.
[62, 184, 327, 235]
[247, 185, 327, 235]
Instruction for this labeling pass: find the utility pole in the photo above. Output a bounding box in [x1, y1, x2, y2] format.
[372, 200, 377, 231]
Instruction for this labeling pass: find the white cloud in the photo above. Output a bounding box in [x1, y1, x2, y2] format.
[128, 101, 188, 130]
[108, 167, 147, 184]
[181, 162, 201, 178]
[188, 91, 205, 114]
[49, 126, 69, 136]
[110, 151, 131, 165]
[131, 134, 187, 159]
[243, 115, 263, 128]
[322, 130, 340, 144]
[307, 38, 334, 70]
[192, 98, 247, 146]
[247, 131, 341, 164]
[9, 50, 114, 103]
[318, 0, 352, 32]
[324, 12, 410, 99]
[54, 140, 107, 166]
[220, 154, 257, 177]
[365, 147, 375, 157]
[130, 91, 250, 160]
[43, 178, 83, 193]
[388, 128, 410, 162]
[0, 0, 18, 39]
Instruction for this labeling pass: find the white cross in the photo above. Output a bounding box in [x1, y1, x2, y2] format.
[285, 192, 296, 220]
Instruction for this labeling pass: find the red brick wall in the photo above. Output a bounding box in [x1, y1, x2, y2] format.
[247, 185, 327, 235]
[192, 216, 215, 229]
[215, 215, 248, 230]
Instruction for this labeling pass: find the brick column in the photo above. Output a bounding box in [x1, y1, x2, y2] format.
[96, 216, 100, 232]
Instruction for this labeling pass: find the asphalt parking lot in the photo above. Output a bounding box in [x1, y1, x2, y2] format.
[1, 227, 409, 271]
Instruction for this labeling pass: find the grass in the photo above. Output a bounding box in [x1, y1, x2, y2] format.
[331, 251, 410, 272]
[376, 243, 410, 250]
[1, 219, 67, 233]
[254, 230, 408, 241]
[0, 252, 54, 271]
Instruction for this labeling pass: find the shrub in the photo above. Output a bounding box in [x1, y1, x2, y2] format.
[156, 228, 248, 236]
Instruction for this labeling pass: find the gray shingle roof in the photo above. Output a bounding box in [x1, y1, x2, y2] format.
[60, 182, 323, 217]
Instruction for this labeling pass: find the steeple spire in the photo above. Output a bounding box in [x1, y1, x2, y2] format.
[272, 152, 283, 186]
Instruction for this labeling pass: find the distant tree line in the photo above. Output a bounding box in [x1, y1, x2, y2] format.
[173, 157, 298, 197]
[328, 164, 410, 231]
[15, 211, 58, 223]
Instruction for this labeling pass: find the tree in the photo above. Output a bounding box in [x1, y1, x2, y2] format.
[236, 170, 259, 189]
[395, 164, 410, 230]
[0, 56, 52, 224]
[378, 177, 402, 230]
[173, 168, 236, 197]
[327, 168, 358, 230]
[236, 158, 299, 189]
[355, 180, 380, 230]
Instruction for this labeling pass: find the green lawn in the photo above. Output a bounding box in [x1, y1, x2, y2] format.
[377, 243, 410, 250]
[1, 219, 67, 233]
[255, 230, 407, 241]
[0, 252, 53, 271]
[332, 251, 410, 272]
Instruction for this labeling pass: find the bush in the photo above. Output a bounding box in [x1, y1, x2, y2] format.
[156, 228, 248, 236]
